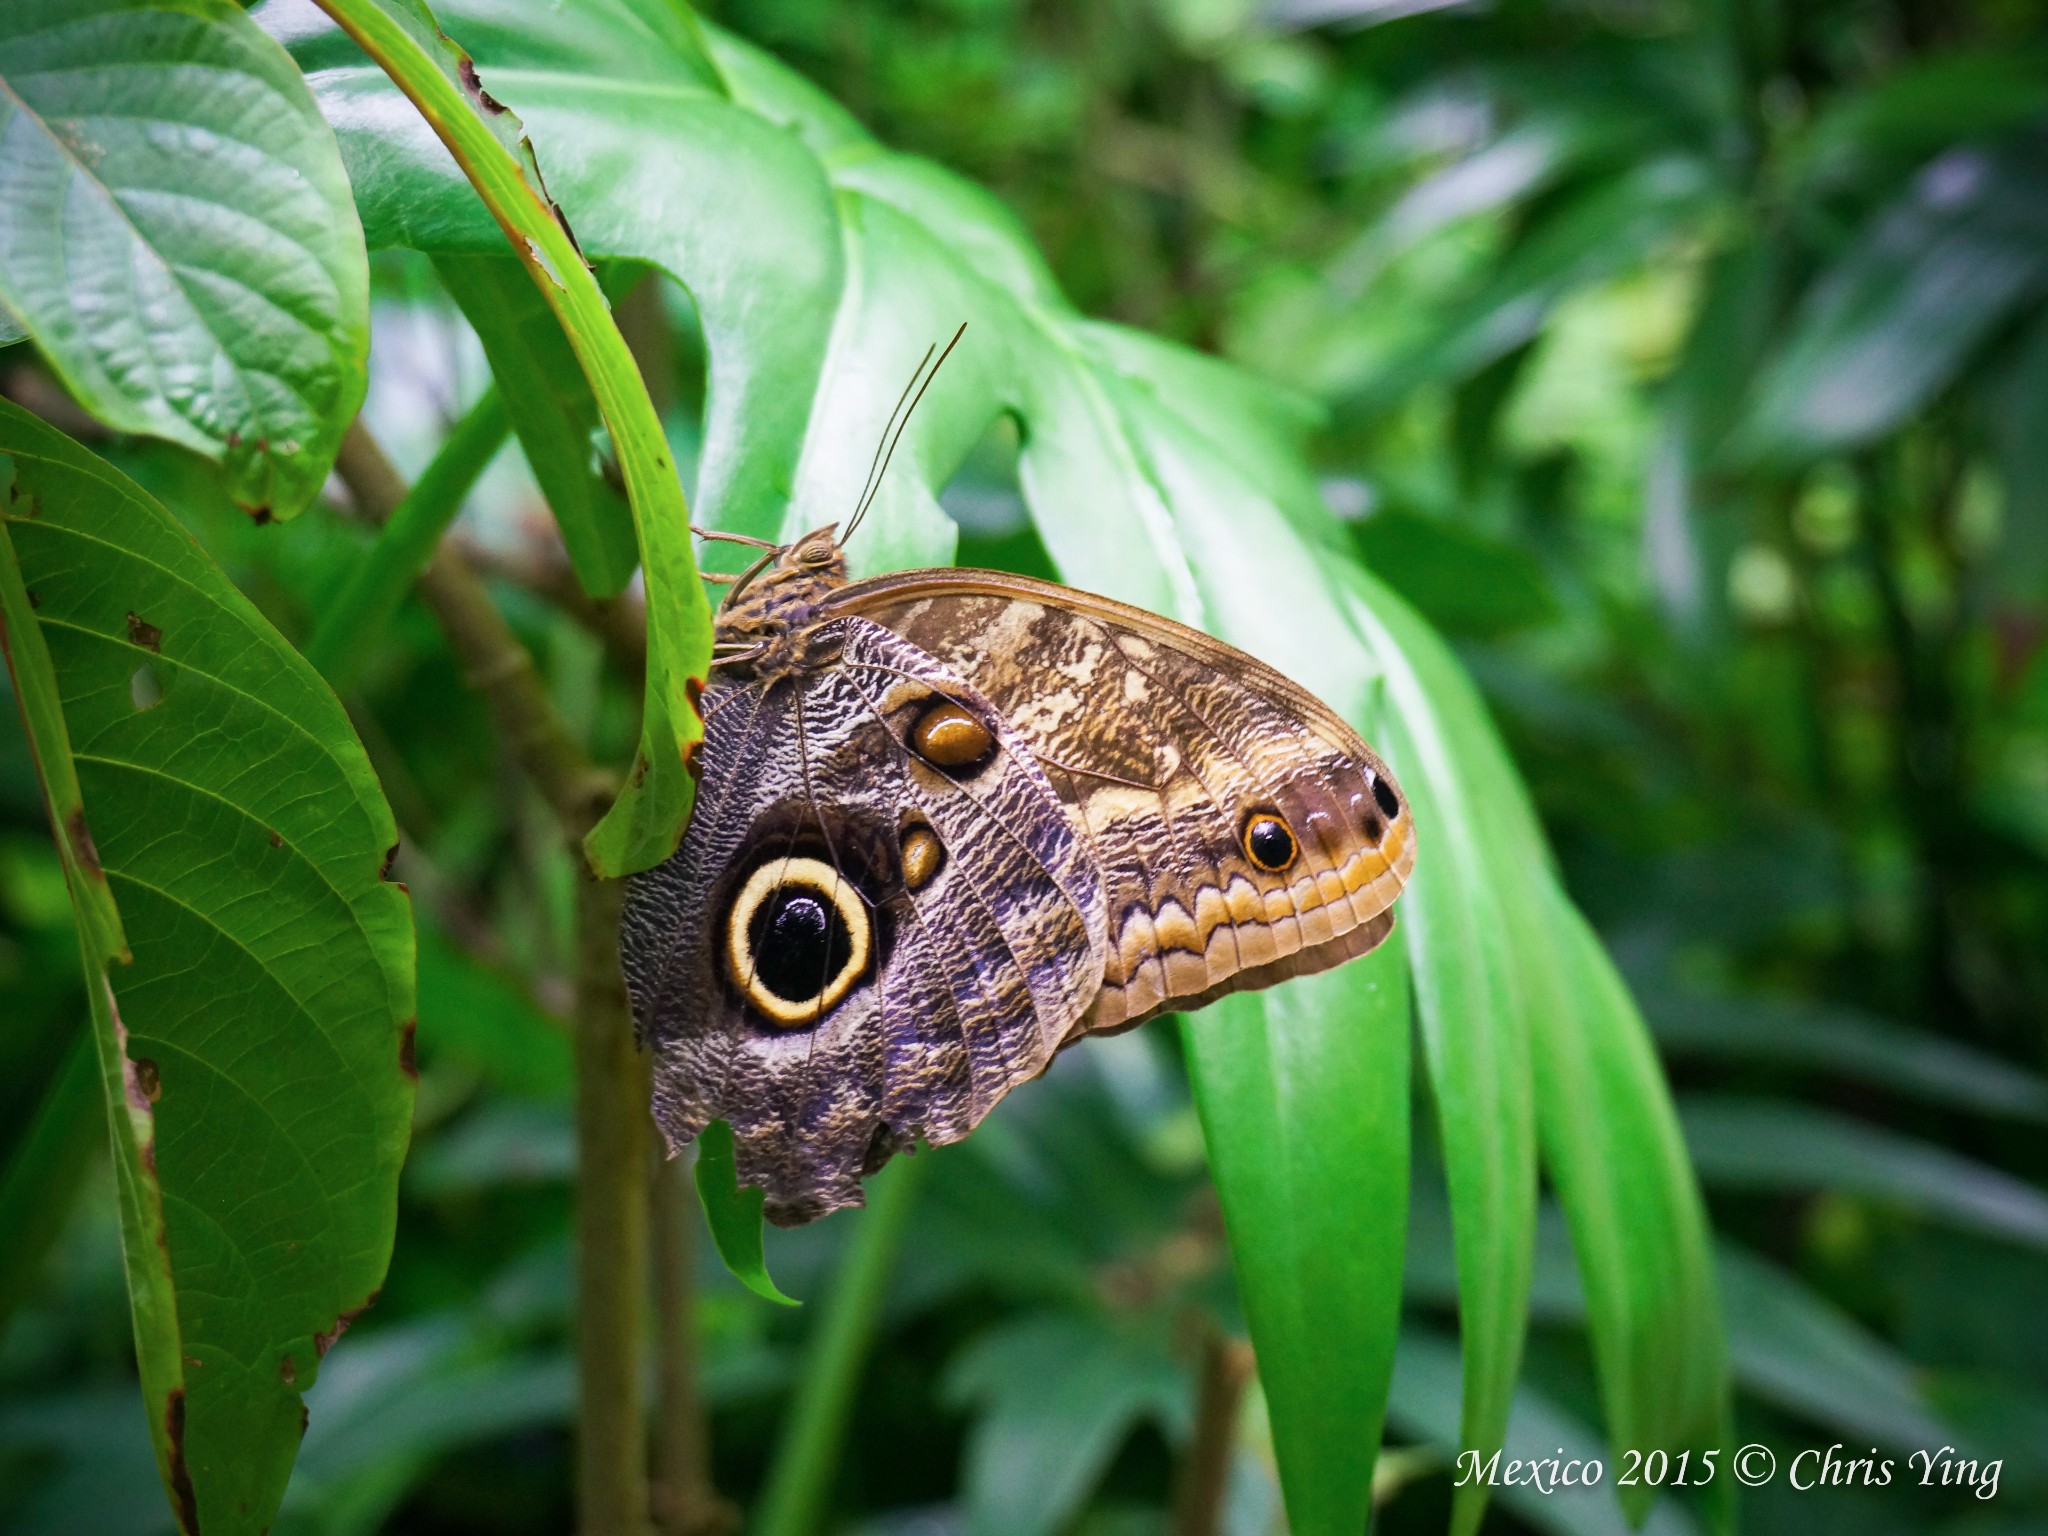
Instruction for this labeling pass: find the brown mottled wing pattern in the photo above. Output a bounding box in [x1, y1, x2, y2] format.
[831, 571, 1415, 1036]
[619, 616, 1107, 1225]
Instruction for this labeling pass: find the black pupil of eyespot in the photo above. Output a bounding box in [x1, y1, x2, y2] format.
[1249, 818, 1293, 868]
[1371, 775, 1400, 819]
[749, 888, 852, 1005]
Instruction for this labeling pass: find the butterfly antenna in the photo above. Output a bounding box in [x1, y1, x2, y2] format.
[843, 322, 968, 547]
[848, 341, 936, 538]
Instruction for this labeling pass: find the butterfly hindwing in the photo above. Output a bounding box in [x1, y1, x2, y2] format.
[620, 616, 1106, 1225]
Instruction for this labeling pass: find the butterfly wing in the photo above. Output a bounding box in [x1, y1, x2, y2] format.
[620, 615, 1107, 1225]
[830, 570, 1415, 1035]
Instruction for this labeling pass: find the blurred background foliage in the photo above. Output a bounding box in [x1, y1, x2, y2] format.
[5, 0, 2048, 1532]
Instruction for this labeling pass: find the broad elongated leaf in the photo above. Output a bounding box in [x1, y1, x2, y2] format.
[433, 255, 638, 596]
[288, 0, 709, 875]
[0, 0, 368, 519]
[1184, 947, 1411, 1536]
[1681, 1095, 2048, 1250]
[1348, 570, 1724, 1519]
[1386, 1328, 1704, 1536]
[1650, 989, 2048, 1124]
[0, 402, 414, 1535]
[943, 1313, 1189, 1536]
[1736, 134, 2048, 462]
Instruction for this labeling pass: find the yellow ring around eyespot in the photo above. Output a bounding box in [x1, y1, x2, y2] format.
[724, 855, 871, 1028]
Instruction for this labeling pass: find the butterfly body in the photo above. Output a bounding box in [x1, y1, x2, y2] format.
[621, 529, 1414, 1225]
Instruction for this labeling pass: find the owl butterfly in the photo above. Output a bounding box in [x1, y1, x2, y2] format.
[620, 359, 1415, 1227]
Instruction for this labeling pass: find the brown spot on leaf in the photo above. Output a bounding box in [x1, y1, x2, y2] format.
[315, 1294, 377, 1358]
[126, 611, 162, 651]
[134, 1057, 161, 1103]
[380, 843, 400, 880]
[398, 1019, 417, 1081]
[165, 1389, 200, 1536]
[631, 753, 651, 787]
[225, 431, 242, 448]
[248, 506, 274, 526]
[67, 808, 102, 875]
[279, 1355, 296, 1385]
[269, 828, 283, 848]
[682, 740, 702, 778]
[140, 1139, 156, 1176]
[551, 200, 588, 264]
[458, 55, 508, 113]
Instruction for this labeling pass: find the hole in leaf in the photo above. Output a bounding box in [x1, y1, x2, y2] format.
[130, 664, 164, 712]
[942, 412, 1055, 580]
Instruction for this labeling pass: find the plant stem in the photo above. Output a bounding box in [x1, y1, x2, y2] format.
[307, 389, 509, 691]
[332, 418, 650, 1536]
[650, 1145, 734, 1536]
[577, 870, 651, 1536]
[333, 421, 617, 835]
[751, 1152, 929, 1536]
[1172, 1327, 1254, 1536]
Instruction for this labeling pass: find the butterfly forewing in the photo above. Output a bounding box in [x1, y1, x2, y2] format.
[833, 571, 1416, 1035]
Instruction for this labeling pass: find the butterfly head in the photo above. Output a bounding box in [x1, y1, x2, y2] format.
[710, 525, 851, 672]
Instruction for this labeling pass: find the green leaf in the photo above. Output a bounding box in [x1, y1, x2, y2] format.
[1735, 135, 2048, 462]
[1352, 510, 1560, 639]
[1649, 989, 2048, 1124]
[0, 0, 369, 520]
[943, 1313, 1189, 1536]
[1184, 947, 1410, 1536]
[1525, 891, 1726, 1506]
[1681, 1095, 2048, 1250]
[280, 10, 1724, 1524]
[692, 1119, 797, 1308]
[1714, 1242, 1952, 1454]
[1343, 575, 1536, 1536]
[1386, 1327, 1705, 1536]
[433, 255, 639, 597]
[0, 401, 414, 1535]
[1346, 570, 1724, 1521]
[303, 385, 509, 692]
[0, 1030, 103, 1340]
[290, 0, 710, 874]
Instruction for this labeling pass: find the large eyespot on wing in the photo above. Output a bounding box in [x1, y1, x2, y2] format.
[620, 622, 1108, 1226]
[723, 855, 871, 1027]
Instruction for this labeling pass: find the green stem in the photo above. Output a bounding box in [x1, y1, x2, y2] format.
[574, 872, 650, 1536]
[751, 1154, 929, 1536]
[308, 387, 508, 690]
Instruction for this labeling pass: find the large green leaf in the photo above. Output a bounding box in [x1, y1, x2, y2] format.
[0, 401, 414, 1535]
[0, 0, 368, 520]
[289, 0, 710, 875]
[1184, 948, 1410, 1536]
[1681, 1095, 2048, 1250]
[432, 255, 639, 597]
[1735, 135, 2048, 462]
[943, 1313, 1189, 1536]
[1348, 571, 1724, 1520]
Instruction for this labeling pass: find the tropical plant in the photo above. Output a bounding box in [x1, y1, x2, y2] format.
[2, 1, 2044, 1535]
